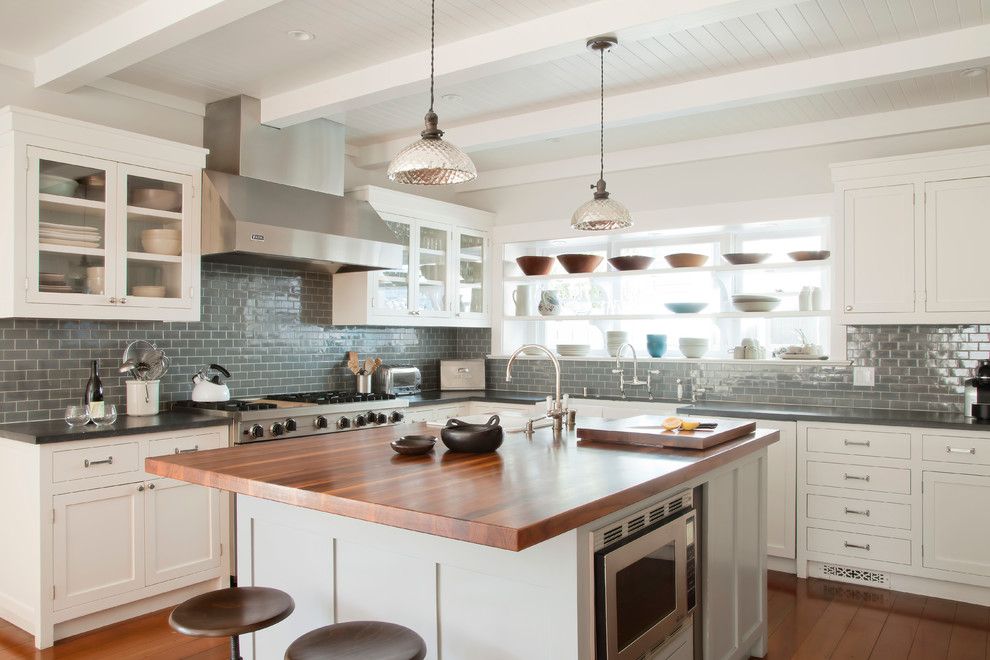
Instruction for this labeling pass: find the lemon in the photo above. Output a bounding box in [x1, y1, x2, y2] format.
[661, 417, 683, 431]
[681, 420, 701, 431]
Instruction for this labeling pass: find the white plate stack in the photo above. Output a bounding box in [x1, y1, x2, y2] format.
[606, 330, 629, 357]
[556, 344, 591, 357]
[39, 222, 101, 248]
[38, 272, 74, 293]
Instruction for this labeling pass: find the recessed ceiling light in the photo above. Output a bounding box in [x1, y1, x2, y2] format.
[961, 67, 986, 78]
[440, 93, 462, 103]
[287, 30, 315, 41]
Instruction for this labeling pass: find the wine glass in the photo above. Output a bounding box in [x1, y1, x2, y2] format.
[89, 403, 117, 426]
[64, 405, 90, 427]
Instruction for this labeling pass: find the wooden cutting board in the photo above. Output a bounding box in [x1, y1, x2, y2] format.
[576, 415, 757, 450]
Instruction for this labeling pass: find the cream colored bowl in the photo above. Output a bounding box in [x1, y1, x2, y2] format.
[132, 285, 166, 298]
[141, 229, 181, 255]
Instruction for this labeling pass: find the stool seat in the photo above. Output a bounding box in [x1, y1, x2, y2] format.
[285, 621, 427, 660]
[169, 586, 295, 638]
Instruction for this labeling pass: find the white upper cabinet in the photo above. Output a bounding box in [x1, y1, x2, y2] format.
[333, 186, 494, 327]
[832, 146, 990, 324]
[0, 107, 206, 321]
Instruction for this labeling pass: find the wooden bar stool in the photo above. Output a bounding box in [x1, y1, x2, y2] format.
[284, 621, 427, 660]
[169, 586, 295, 660]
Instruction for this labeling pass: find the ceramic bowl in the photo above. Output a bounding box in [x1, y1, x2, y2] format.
[788, 250, 831, 262]
[646, 334, 667, 358]
[679, 338, 709, 358]
[665, 302, 708, 314]
[556, 344, 591, 357]
[516, 256, 554, 276]
[722, 252, 771, 265]
[131, 188, 181, 212]
[521, 346, 545, 356]
[441, 416, 504, 453]
[733, 300, 780, 312]
[131, 285, 166, 298]
[664, 253, 708, 268]
[39, 174, 79, 197]
[141, 229, 181, 255]
[390, 435, 437, 456]
[557, 254, 603, 274]
[732, 294, 780, 303]
[607, 255, 655, 271]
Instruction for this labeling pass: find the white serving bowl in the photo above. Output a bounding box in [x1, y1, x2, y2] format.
[141, 229, 182, 255]
[679, 338, 709, 358]
[731, 294, 780, 303]
[131, 188, 181, 212]
[733, 300, 780, 312]
[131, 285, 166, 298]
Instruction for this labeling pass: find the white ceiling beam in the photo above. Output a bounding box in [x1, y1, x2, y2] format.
[34, 0, 285, 93]
[453, 97, 990, 193]
[355, 23, 990, 169]
[260, 0, 798, 128]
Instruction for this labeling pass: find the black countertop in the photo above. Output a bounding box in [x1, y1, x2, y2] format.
[0, 412, 229, 444]
[677, 402, 989, 431]
[404, 390, 546, 407]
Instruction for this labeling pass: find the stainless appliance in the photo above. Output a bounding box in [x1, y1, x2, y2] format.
[172, 391, 410, 445]
[595, 490, 697, 660]
[201, 95, 403, 273]
[373, 365, 422, 396]
[441, 359, 485, 391]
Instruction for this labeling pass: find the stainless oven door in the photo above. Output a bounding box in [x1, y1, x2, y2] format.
[596, 511, 694, 660]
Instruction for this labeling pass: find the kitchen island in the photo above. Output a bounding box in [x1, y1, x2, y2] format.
[146, 419, 778, 660]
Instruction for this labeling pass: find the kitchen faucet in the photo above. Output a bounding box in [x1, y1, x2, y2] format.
[506, 344, 568, 432]
[612, 343, 648, 397]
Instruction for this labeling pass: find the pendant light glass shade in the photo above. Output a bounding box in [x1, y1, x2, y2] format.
[386, 1, 477, 186]
[572, 37, 632, 231]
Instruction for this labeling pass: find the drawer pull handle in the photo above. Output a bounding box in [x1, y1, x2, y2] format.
[844, 541, 871, 551]
[83, 456, 113, 468]
[843, 473, 871, 482]
[844, 440, 871, 447]
[174, 445, 199, 454]
[945, 446, 975, 455]
[844, 508, 871, 517]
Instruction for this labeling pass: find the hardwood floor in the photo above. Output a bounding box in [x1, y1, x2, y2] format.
[763, 571, 990, 660]
[1, 571, 987, 659]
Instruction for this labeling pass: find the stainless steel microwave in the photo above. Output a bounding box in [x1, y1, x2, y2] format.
[594, 490, 697, 660]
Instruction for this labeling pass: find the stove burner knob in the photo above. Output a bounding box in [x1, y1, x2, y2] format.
[389, 411, 404, 423]
[336, 416, 350, 430]
[366, 411, 378, 422]
[248, 424, 265, 439]
[270, 422, 286, 437]
[314, 416, 329, 429]
[375, 413, 388, 425]
[285, 419, 297, 432]
[354, 415, 367, 427]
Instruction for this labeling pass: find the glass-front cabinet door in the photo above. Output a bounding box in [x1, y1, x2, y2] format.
[118, 164, 194, 309]
[26, 147, 117, 305]
[454, 228, 486, 319]
[416, 221, 449, 317]
[373, 215, 414, 316]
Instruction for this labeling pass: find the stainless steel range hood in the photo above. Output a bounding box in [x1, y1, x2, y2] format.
[201, 96, 402, 273]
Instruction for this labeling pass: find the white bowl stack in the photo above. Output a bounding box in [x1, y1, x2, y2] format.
[679, 337, 709, 358]
[556, 344, 591, 357]
[606, 331, 629, 357]
[141, 229, 181, 256]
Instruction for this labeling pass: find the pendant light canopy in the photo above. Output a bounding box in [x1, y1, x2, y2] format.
[387, 0, 477, 186]
[571, 37, 632, 231]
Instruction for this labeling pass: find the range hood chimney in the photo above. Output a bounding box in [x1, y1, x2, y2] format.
[201, 95, 402, 273]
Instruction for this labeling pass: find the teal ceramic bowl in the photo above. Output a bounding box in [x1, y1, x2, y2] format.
[665, 302, 707, 314]
[646, 334, 667, 358]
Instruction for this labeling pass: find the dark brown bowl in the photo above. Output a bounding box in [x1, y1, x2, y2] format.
[441, 415, 504, 453]
[788, 250, 831, 262]
[722, 252, 770, 265]
[557, 253, 604, 274]
[608, 255, 655, 271]
[390, 435, 436, 456]
[516, 256, 554, 276]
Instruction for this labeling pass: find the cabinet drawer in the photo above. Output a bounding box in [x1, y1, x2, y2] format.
[806, 427, 910, 459]
[807, 527, 911, 565]
[148, 432, 223, 458]
[806, 461, 911, 494]
[807, 494, 911, 530]
[922, 434, 990, 466]
[53, 442, 141, 483]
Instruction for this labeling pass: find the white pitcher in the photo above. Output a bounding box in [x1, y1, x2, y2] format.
[513, 285, 532, 316]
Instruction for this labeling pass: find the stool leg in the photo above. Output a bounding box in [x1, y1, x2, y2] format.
[230, 634, 241, 660]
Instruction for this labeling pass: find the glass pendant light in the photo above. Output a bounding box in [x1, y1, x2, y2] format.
[571, 37, 632, 231]
[387, 0, 477, 185]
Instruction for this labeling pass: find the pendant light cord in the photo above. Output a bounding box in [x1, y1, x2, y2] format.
[599, 46, 604, 182]
[429, 0, 436, 113]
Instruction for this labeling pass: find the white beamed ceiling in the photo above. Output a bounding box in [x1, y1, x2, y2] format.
[0, 0, 145, 57]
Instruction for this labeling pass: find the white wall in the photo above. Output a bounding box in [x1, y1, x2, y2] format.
[0, 64, 203, 147]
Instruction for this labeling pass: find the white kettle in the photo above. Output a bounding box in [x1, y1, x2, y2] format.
[191, 364, 232, 402]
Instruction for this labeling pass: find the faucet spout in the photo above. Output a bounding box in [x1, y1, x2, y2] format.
[506, 344, 565, 431]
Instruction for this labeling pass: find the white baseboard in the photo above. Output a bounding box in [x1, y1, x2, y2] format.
[767, 556, 797, 575]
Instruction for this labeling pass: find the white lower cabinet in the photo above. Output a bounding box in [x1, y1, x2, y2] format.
[922, 471, 990, 577]
[53, 483, 145, 611]
[144, 478, 222, 585]
[760, 420, 796, 561]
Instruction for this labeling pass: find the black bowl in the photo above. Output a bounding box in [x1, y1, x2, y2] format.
[441, 415, 504, 453]
[390, 435, 436, 456]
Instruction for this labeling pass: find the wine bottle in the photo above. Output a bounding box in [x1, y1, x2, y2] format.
[83, 360, 105, 419]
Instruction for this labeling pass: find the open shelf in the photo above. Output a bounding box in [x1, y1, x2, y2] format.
[38, 244, 105, 257]
[503, 258, 831, 283]
[126, 206, 183, 222]
[39, 194, 106, 212]
[506, 310, 831, 321]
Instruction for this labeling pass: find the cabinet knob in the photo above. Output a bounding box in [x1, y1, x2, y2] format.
[845, 305, 852, 311]
[147, 483, 155, 489]
[119, 297, 127, 305]
[137, 485, 145, 492]
[108, 297, 117, 304]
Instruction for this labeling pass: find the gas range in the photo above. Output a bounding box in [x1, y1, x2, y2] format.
[172, 391, 410, 444]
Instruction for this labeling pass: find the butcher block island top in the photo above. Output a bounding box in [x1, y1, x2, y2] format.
[145, 418, 778, 551]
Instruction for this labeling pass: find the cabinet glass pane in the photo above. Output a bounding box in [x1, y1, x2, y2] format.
[457, 233, 485, 314]
[418, 226, 448, 312]
[125, 174, 184, 301]
[36, 159, 109, 298]
[376, 220, 411, 311]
